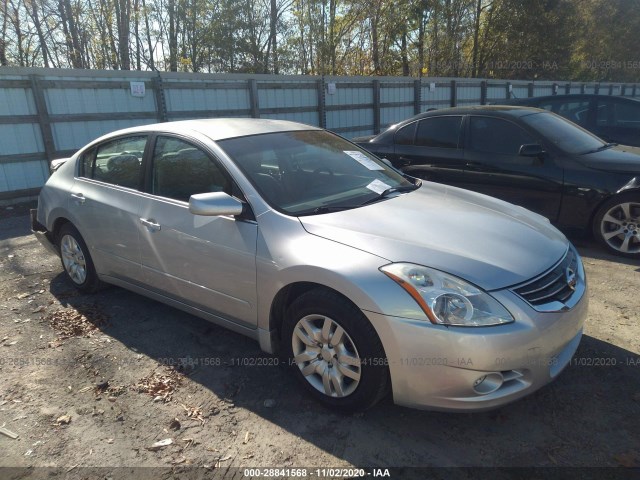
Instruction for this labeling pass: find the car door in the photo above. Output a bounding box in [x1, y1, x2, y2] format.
[69, 135, 148, 283]
[462, 115, 564, 221]
[593, 98, 640, 147]
[137, 135, 258, 328]
[391, 116, 467, 184]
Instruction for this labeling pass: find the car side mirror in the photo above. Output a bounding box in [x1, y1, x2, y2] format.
[189, 192, 244, 216]
[519, 144, 545, 157]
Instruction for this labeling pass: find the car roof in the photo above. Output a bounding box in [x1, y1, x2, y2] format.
[374, 106, 544, 137]
[88, 118, 321, 146]
[402, 105, 545, 122]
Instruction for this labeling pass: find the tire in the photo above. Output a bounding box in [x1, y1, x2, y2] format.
[282, 288, 389, 412]
[593, 193, 640, 258]
[57, 223, 101, 293]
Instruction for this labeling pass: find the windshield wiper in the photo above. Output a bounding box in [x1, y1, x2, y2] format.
[582, 142, 617, 154]
[360, 182, 421, 207]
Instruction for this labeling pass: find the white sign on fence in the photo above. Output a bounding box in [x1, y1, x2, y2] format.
[130, 81, 146, 97]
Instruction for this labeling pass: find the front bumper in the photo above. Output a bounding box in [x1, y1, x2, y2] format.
[365, 284, 588, 411]
[30, 209, 58, 256]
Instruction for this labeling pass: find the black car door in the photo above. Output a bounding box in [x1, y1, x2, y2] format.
[462, 115, 564, 221]
[592, 98, 640, 147]
[391, 115, 467, 184]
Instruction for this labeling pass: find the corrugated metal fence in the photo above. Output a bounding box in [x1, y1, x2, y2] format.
[0, 67, 638, 201]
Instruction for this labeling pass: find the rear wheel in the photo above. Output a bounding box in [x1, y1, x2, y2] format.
[58, 223, 101, 293]
[282, 289, 389, 412]
[593, 193, 640, 258]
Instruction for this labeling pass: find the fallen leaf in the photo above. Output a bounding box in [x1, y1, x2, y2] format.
[147, 438, 173, 451]
[56, 415, 71, 425]
[169, 418, 181, 431]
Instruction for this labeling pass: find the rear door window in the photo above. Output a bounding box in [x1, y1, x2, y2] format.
[82, 136, 147, 189]
[415, 116, 463, 148]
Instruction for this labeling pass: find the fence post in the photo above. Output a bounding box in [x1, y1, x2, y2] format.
[565, 83, 571, 94]
[595, 83, 600, 94]
[608, 84, 614, 95]
[248, 79, 260, 118]
[450, 80, 457, 107]
[552, 83, 558, 95]
[29, 74, 55, 164]
[413, 79, 421, 114]
[528, 83, 534, 98]
[506, 82, 511, 99]
[317, 78, 326, 128]
[373, 79, 381, 134]
[621, 85, 626, 96]
[480, 81, 487, 105]
[152, 73, 168, 122]
[581, 84, 586, 94]
[633, 85, 637, 97]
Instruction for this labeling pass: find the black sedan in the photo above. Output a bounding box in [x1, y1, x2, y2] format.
[355, 106, 640, 258]
[500, 94, 640, 147]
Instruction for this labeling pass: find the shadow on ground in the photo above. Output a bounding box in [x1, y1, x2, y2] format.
[46, 269, 640, 469]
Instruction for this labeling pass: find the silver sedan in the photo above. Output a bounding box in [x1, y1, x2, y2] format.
[32, 119, 587, 411]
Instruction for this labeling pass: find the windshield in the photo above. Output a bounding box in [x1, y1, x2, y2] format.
[218, 130, 416, 216]
[521, 111, 607, 155]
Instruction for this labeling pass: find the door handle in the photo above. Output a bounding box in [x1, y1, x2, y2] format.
[70, 193, 85, 204]
[140, 218, 161, 232]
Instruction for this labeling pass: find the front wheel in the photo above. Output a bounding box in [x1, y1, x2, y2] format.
[593, 193, 640, 258]
[58, 223, 101, 293]
[282, 289, 389, 412]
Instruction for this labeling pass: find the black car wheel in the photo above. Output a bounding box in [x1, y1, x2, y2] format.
[282, 288, 389, 412]
[58, 223, 101, 293]
[593, 193, 640, 258]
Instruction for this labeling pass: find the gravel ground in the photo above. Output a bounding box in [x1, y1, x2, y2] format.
[0, 205, 639, 478]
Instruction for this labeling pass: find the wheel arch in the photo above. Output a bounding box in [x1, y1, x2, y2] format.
[267, 282, 373, 356]
[587, 187, 640, 236]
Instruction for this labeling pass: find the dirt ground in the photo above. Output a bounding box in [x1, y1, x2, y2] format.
[0, 203, 639, 478]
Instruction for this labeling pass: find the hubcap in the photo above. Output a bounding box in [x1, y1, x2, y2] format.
[600, 201, 640, 254]
[291, 314, 361, 398]
[60, 234, 87, 284]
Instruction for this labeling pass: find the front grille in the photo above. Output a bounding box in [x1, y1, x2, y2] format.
[513, 248, 578, 307]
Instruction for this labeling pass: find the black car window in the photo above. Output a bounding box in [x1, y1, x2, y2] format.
[536, 99, 591, 126]
[597, 100, 640, 127]
[522, 111, 605, 154]
[468, 117, 535, 155]
[415, 116, 462, 148]
[151, 136, 231, 202]
[395, 122, 417, 145]
[87, 136, 146, 189]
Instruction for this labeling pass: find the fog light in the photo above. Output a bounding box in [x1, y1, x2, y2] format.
[473, 372, 503, 395]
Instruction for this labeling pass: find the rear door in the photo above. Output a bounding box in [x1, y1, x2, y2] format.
[137, 135, 258, 328]
[70, 135, 148, 283]
[462, 115, 564, 221]
[391, 116, 467, 184]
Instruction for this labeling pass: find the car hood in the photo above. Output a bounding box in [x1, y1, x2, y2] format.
[298, 183, 568, 291]
[578, 145, 640, 173]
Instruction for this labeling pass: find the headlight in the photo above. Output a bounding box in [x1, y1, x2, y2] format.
[380, 263, 514, 327]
